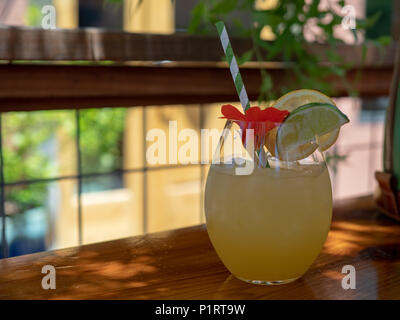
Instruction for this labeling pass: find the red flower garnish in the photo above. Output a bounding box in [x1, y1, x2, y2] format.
[220, 104, 289, 148]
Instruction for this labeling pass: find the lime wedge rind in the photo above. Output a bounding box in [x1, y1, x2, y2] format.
[276, 102, 349, 155]
[289, 102, 349, 123]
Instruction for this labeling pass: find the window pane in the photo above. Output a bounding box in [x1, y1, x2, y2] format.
[368, 99, 387, 145]
[145, 105, 200, 167]
[79, 0, 123, 29]
[334, 97, 369, 148]
[80, 108, 126, 174]
[333, 148, 371, 200]
[147, 166, 201, 233]
[80, 107, 144, 173]
[203, 103, 227, 131]
[82, 173, 143, 244]
[3, 110, 76, 183]
[5, 179, 79, 257]
[201, 103, 236, 164]
[334, 97, 387, 148]
[82, 174, 124, 193]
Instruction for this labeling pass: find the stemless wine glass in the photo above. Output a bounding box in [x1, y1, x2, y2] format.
[204, 119, 332, 285]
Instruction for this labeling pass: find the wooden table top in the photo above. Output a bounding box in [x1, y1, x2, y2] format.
[1, 195, 400, 300]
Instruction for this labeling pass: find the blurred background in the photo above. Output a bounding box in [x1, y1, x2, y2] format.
[0, 0, 394, 258]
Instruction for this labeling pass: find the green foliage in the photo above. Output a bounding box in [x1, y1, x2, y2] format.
[4, 112, 63, 211]
[366, 0, 392, 39]
[4, 109, 125, 214]
[25, 3, 42, 27]
[188, 0, 391, 103]
[80, 108, 126, 174]
[25, 0, 54, 27]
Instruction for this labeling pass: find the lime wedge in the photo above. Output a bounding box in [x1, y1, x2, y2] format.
[271, 89, 341, 153]
[276, 102, 349, 159]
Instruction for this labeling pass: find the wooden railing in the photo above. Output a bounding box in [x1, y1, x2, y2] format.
[0, 26, 397, 111]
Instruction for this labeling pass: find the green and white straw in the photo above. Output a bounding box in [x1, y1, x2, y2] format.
[215, 21, 251, 112]
[216, 21, 269, 168]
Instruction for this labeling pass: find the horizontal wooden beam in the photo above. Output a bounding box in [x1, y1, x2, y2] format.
[0, 27, 249, 62]
[0, 27, 394, 112]
[0, 63, 392, 112]
[0, 26, 396, 68]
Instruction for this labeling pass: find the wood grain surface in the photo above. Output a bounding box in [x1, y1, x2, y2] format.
[0, 27, 396, 66]
[0, 63, 393, 111]
[1, 196, 400, 300]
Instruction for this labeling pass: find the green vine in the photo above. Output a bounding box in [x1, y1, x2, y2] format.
[188, 0, 389, 103]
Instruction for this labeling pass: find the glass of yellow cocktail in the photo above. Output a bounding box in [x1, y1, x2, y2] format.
[204, 90, 349, 285]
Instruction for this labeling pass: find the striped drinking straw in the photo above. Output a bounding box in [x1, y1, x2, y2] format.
[215, 21, 251, 112]
[215, 21, 269, 167]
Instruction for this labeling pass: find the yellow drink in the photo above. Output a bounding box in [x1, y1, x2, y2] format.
[204, 161, 332, 284]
